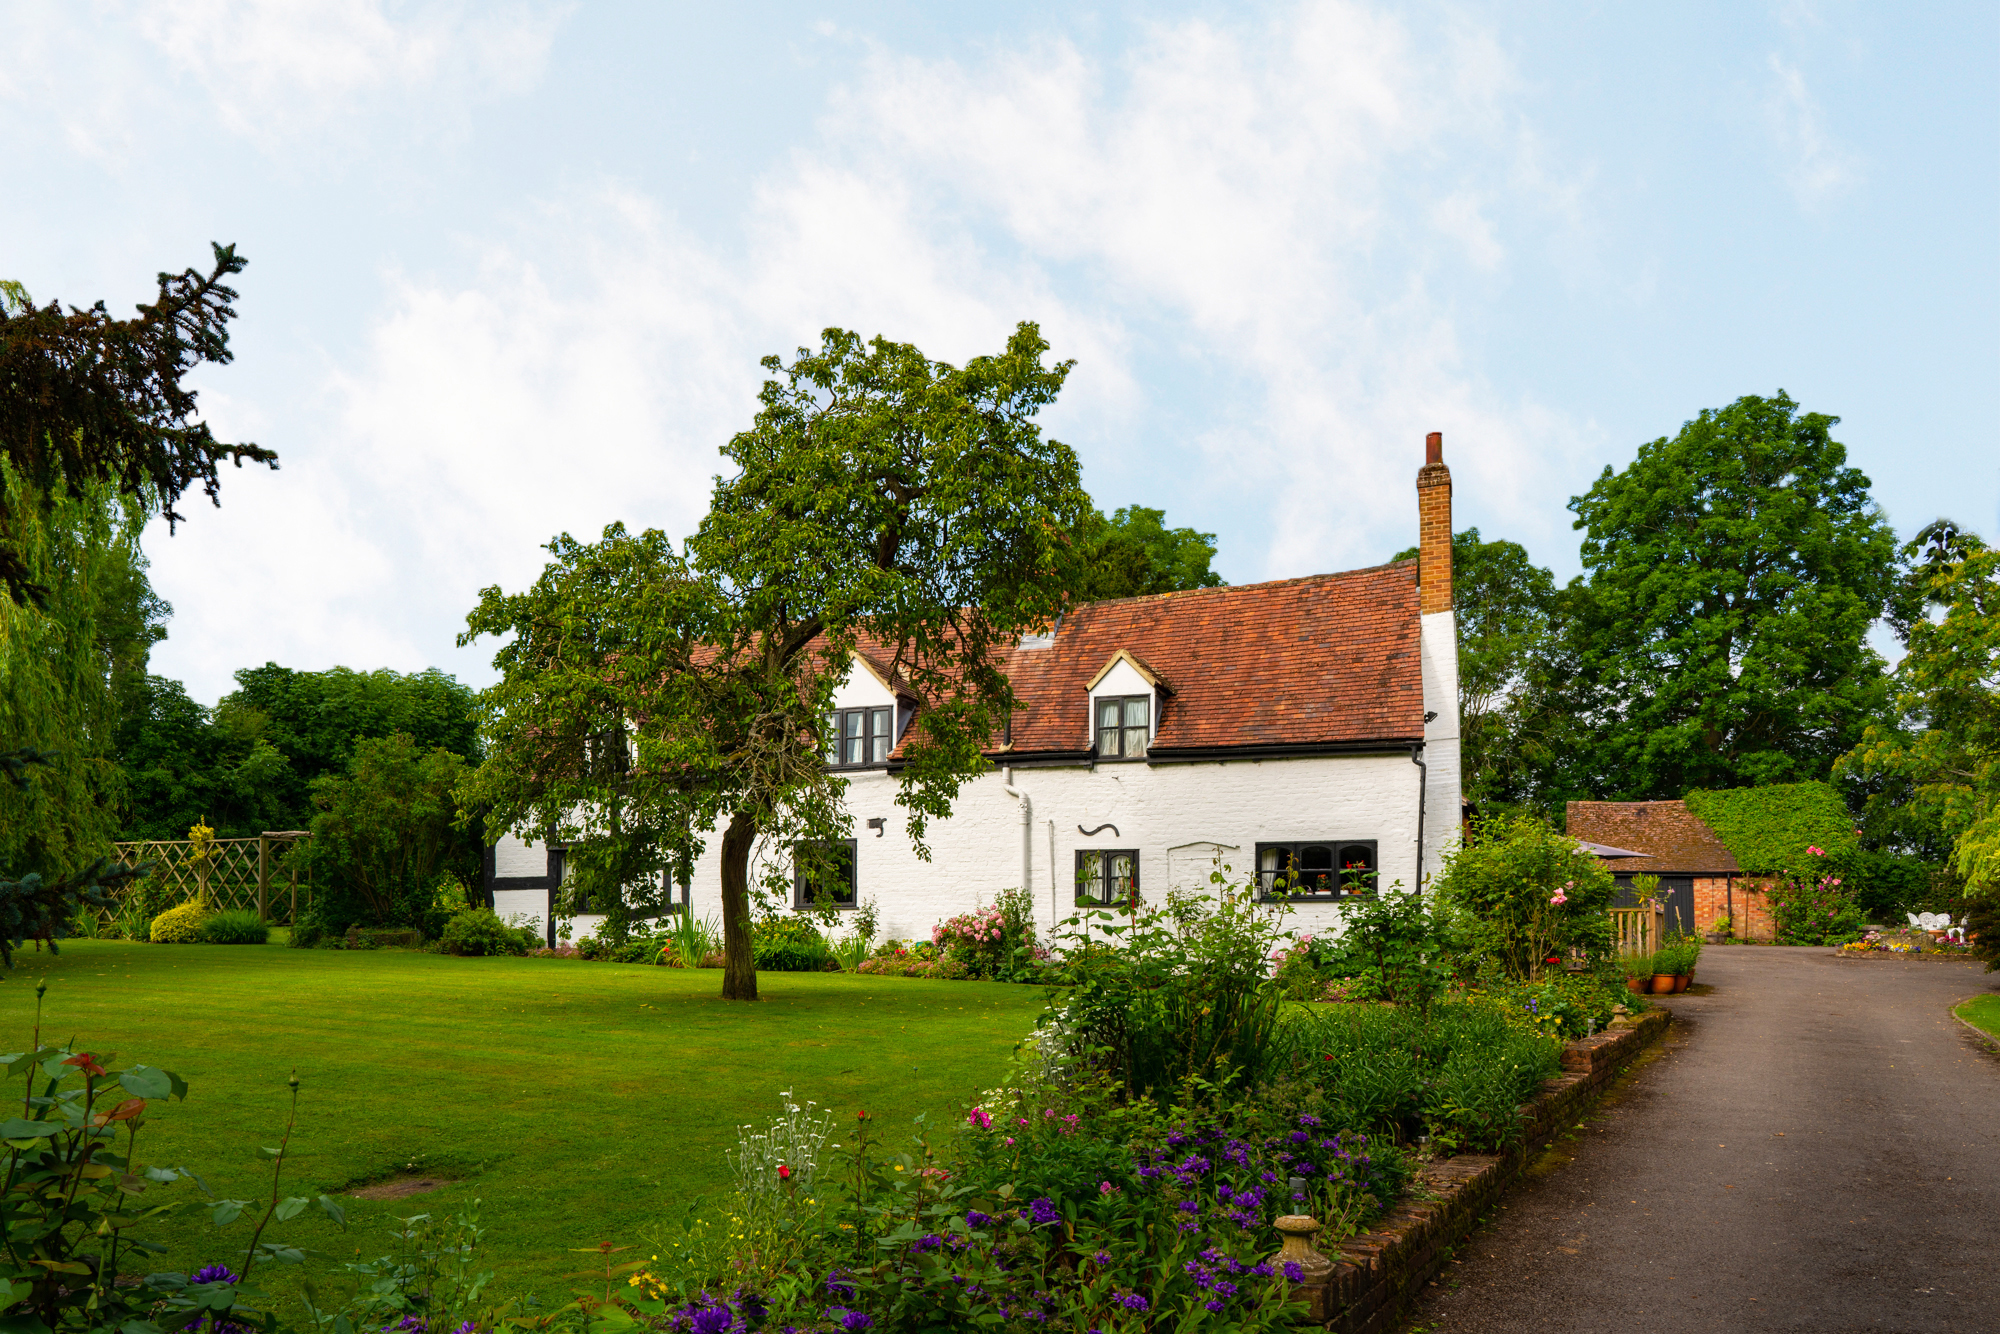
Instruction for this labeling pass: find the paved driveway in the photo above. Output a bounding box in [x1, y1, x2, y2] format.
[1405, 947, 2000, 1334]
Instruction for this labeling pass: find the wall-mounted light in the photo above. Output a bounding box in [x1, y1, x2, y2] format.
[866, 817, 886, 838]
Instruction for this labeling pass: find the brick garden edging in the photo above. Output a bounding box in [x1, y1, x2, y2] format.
[1289, 1009, 1674, 1331]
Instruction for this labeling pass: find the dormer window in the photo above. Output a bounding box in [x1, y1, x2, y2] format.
[1095, 696, 1150, 760]
[828, 706, 893, 768]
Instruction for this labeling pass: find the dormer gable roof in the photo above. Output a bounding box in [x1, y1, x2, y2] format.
[1085, 648, 1171, 695]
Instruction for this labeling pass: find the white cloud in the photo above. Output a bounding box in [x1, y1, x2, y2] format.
[1767, 54, 1862, 206]
[145, 0, 1613, 698]
[0, 0, 565, 162]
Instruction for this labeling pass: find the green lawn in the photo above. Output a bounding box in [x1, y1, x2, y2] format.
[0, 940, 1050, 1302]
[1956, 993, 2000, 1042]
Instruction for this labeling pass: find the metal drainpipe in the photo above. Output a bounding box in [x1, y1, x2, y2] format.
[1001, 766, 1032, 909]
[1410, 744, 1428, 890]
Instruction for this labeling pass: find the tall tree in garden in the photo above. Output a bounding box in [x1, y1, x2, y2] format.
[0, 466, 168, 890]
[1561, 392, 1897, 797]
[1071, 505, 1224, 601]
[461, 324, 1093, 1000]
[0, 247, 272, 958]
[1392, 527, 1559, 809]
[1838, 522, 2000, 898]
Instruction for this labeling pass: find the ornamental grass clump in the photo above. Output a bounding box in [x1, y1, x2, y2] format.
[199, 909, 269, 945]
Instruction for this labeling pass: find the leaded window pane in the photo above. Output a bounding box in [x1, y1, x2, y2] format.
[1079, 852, 1104, 900]
[870, 708, 892, 762]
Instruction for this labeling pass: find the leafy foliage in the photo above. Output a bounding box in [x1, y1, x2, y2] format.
[1055, 882, 1287, 1100]
[1766, 857, 1865, 945]
[0, 464, 165, 886]
[1557, 392, 1896, 796]
[437, 906, 539, 957]
[1289, 884, 1456, 1012]
[302, 732, 478, 934]
[120, 664, 481, 842]
[1433, 812, 1616, 981]
[752, 914, 834, 972]
[1839, 529, 2000, 898]
[0, 247, 275, 607]
[1682, 781, 1858, 876]
[1070, 504, 1224, 602]
[462, 323, 1094, 1000]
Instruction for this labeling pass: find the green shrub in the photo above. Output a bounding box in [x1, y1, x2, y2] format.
[1436, 813, 1616, 980]
[1270, 998, 1564, 1152]
[149, 902, 209, 943]
[437, 907, 538, 957]
[932, 888, 1042, 980]
[1057, 882, 1285, 1098]
[200, 908, 270, 944]
[752, 915, 832, 972]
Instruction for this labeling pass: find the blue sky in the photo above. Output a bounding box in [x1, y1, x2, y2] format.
[4, 1, 1995, 703]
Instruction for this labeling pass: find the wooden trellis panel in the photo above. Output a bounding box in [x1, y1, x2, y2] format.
[107, 835, 310, 924]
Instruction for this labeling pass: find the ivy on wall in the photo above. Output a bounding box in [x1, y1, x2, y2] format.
[1683, 782, 1859, 877]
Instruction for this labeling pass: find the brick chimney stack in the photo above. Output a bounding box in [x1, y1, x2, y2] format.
[1417, 431, 1452, 615]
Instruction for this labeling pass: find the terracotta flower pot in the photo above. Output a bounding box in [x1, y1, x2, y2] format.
[1673, 975, 1690, 993]
[1626, 976, 1646, 995]
[1652, 973, 1676, 994]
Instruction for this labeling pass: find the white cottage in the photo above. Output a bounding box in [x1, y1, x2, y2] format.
[486, 434, 1463, 944]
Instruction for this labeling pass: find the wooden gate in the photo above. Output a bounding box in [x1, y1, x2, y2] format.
[1610, 904, 1668, 959]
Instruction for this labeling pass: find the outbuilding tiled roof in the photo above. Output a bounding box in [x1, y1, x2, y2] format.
[993, 561, 1425, 760]
[1565, 800, 1742, 876]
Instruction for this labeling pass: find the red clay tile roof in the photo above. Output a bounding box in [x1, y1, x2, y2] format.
[1565, 800, 1741, 875]
[992, 561, 1425, 759]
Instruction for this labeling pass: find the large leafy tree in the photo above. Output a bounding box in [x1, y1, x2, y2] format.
[115, 664, 479, 840]
[1839, 522, 2000, 898]
[0, 249, 269, 957]
[304, 732, 477, 932]
[1560, 392, 1896, 796]
[0, 466, 165, 888]
[461, 323, 1092, 999]
[1072, 505, 1223, 601]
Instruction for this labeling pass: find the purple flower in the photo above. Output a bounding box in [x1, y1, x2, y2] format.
[1028, 1197, 1060, 1227]
[964, 1210, 992, 1229]
[1119, 1294, 1149, 1312]
[839, 1314, 874, 1333]
[1204, 1300, 1226, 1313]
[1282, 1261, 1305, 1282]
[1093, 1250, 1112, 1265]
[689, 1306, 737, 1334]
[191, 1265, 240, 1285]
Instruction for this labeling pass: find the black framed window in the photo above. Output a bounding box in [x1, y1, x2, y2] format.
[1094, 696, 1150, 760]
[826, 707, 894, 768]
[1256, 840, 1377, 900]
[1076, 848, 1140, 907]
[793, 839, 858, 910]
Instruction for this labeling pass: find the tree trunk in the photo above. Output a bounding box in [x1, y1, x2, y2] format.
[719, 809, 759, 1001]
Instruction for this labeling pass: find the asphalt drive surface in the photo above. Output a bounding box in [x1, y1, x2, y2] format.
[1404, 947, 2000, 1334]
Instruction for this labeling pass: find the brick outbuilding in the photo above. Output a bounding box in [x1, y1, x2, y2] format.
[1566, 800, 1767, 941]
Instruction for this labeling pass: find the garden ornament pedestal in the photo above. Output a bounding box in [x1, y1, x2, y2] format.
[1273, 1214, 1335, 1321]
